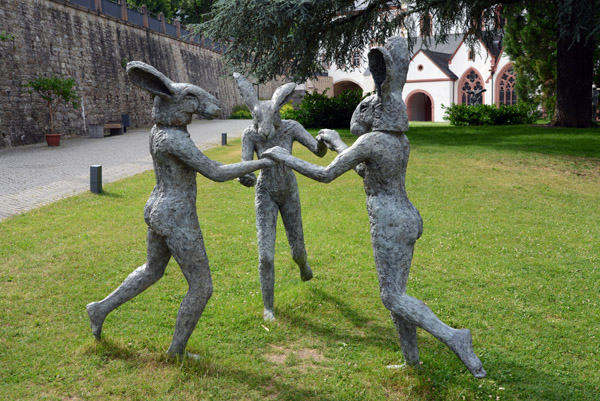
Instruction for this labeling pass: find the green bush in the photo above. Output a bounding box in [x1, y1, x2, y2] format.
[229, 104, 252, 119]
[279, 101, 297, 120]
[22, 75, 80, 133]
[443, 103, 539, 126]
[292, 89, 364, 128]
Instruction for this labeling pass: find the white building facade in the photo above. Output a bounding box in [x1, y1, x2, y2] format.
[322, 33, 517, 122]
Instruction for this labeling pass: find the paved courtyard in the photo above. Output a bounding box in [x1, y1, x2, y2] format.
[0, 119, 249, 221]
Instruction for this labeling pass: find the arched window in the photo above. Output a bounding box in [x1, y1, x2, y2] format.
[460, 69, 485, 105]
[498, 65, 517, 105]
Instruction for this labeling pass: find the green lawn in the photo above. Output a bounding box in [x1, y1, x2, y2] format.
[1, 123, 598, 400]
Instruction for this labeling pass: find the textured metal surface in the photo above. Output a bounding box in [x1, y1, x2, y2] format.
[263, 37, 486, 378]
[234, 73, 327, 321]
[86, 62, 272, 358]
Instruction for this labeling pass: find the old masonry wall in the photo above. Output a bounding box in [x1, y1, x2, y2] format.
[0, 0, 279, 147]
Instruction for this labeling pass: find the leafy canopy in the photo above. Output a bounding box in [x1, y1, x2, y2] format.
[197, 0, 407, 83]
[195, 0, 599, 85]
[503, 2, 557, 118]
[126, 0, 213, 24]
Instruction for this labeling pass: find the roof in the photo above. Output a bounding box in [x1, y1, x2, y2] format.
[421, 50, 458, 80]
[410, 33, 464, 57]
[410, 32, 503, 80]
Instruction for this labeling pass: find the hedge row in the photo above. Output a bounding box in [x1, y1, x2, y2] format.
[229, 89, 364, 129]
[443, 103, 539, 126]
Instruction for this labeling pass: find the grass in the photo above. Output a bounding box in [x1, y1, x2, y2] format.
[1, 123, 599, 400]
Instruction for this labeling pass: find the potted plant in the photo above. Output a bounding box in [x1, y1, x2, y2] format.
[23, 75, 80, 146]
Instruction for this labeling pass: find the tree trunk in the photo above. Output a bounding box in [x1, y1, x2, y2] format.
[552, 0, 595, 128]
[553, 36, 594, 127]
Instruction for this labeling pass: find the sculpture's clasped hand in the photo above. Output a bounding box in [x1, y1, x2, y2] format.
[316, 129, 342, 151]
[262, 146, 289, 162]
[238, 173, 257, 187]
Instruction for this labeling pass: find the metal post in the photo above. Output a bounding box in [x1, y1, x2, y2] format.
[221, 133, 227, 146]
[90, 165, 102, 194]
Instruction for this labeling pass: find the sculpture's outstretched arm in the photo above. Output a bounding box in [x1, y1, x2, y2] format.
[318, 129, 366, 178]
[290, 121, 327, 157]
[240, 129, 256, 161]
[263, 135, 370, 183]
[239, 128, 258, 187]
[171, 133, 273, 182]
[317, 129, 348, 154]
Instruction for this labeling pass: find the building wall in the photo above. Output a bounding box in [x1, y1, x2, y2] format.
[408, 52, 451, 81]
[0, 0, 259, 148]
[327, 52, 375, 95]
[406, 44, 514, 121]
[404, 80, 453, 122]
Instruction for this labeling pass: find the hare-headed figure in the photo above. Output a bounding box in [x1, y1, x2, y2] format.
[86, 62, 273, 358]
[262, 37, 486, 378]
[234, 73, 328, 321]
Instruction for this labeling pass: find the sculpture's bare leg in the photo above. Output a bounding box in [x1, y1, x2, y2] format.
[164, 228, 213, 358]
[280, 191, 312, 281]
[255, 192, 278, 321]
[390, 311, 420, 367]
[86, 229, 171, 340]
[374, 239, 486, 378]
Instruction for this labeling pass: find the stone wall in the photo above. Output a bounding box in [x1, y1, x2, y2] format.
[306, 76, 335, 96]
[0, 0, 277, 148]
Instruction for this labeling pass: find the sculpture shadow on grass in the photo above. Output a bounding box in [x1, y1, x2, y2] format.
[84, 337, 342, 401]
[275, 287, 404, 354]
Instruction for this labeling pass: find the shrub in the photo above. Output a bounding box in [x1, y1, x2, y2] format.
[229, 104, 252, 119]
[292, 89, 364, 128]
[22, 75, 80, 133]
[443, 103, 538, 126]
[279, 101, 297, 120]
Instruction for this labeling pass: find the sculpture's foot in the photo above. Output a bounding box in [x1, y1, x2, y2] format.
[386, 362, 419, 370]
[449, 329, 486, 378]
[167, 345, 185, 360]
[299, 262, 313, 282]
[402, 353, 421, 368]
[263, 308, 275, 322]
[185, 351, 201, 361]
[86, 301, 106, 340]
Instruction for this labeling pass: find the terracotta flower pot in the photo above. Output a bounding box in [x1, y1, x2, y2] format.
[45, 133, 61, 146]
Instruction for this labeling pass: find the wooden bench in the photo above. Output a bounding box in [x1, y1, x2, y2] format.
[89, 115, 130, 138]
[104, 123, 123, 136]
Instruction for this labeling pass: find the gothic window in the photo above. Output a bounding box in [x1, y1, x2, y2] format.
[460, 69, 484, 105]
[498, 66, 517, 105]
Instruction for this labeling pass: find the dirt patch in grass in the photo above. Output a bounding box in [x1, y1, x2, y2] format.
[490, 155, 600, 179]
[265, 344, 327, 372]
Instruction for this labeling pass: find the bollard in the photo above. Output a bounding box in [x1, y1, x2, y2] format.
[221, 132, 227, 146]
[90, 165, 102, 194]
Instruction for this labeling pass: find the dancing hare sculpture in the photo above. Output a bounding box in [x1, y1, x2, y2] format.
[234, 73, 327, 321]
[86, 62, 273, 358]
[263, 37, 486, 378]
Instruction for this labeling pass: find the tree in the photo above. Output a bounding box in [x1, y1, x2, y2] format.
[126, 0, 175, 19]
[503, 2, 557, 118]
[23, 76, 80, 133]
[198, 0, 600, 128]
[175, 0, 214, 25]
[125, 0, 213, 24]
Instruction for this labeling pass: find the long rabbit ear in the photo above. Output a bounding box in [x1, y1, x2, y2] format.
[233, 73, 259, 110]
[126, 61, 175, 99]
[368, 47, 393, 102]
[271, 83, 296, 110]
[368, 37, 409, 102]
